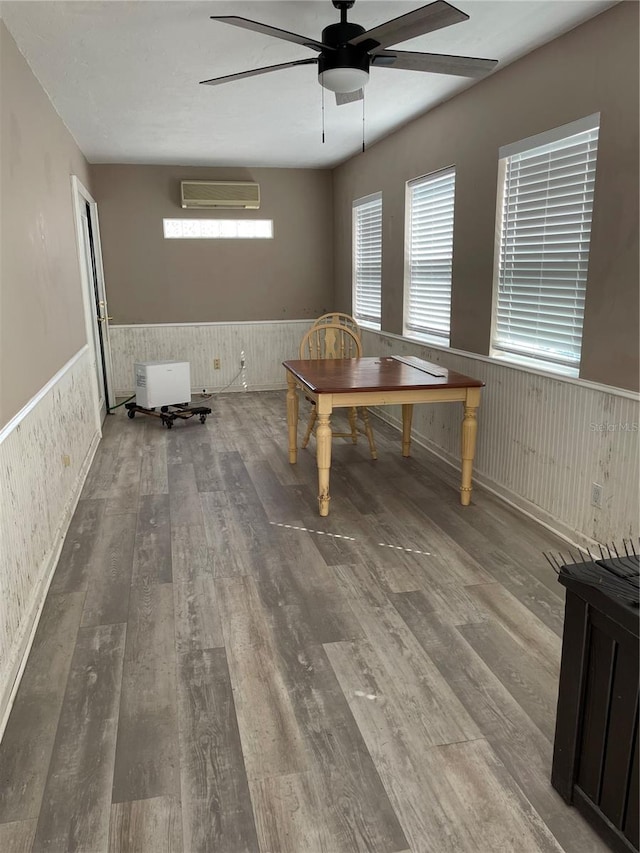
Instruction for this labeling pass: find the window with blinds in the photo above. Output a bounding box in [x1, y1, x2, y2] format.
[352, 193, 382, 329]
[493, 115, 600, 375]
[404, 168, 456, 346]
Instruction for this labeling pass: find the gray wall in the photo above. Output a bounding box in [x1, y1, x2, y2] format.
[332, 2, 639, 392]
[0, 21, 92, 426]
[91, 165, 334, 325]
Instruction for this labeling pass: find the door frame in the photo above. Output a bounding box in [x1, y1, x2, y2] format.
[71, 175, 115, 424]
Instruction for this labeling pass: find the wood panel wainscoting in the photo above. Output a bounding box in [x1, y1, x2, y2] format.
[0, 346, 101, 738]
[109, 320, 314, 397]
[361, 329, 640, 548]
[0, 390, 612, 852]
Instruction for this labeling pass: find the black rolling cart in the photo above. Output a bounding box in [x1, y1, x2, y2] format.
[124, 400, 211, 429]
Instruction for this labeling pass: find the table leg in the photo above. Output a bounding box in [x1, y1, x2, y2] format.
[286, 371, 298, 464]
[316, 399, 332, 516]
[460, 387, 480, 505]
[402, 404, 413, 457]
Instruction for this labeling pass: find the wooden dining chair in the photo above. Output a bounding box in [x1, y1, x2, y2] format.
[312, 312, 360, 337]
[299, 323, 377, 459]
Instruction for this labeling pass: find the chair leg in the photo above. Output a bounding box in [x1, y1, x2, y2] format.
[301, 407, 317, 449]
[360, 407, 378, 460]
[348, 407, 358, 444]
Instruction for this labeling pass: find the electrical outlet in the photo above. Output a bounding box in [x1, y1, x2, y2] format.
[214, 358, 221, 370]
[591, 482, 603, 509]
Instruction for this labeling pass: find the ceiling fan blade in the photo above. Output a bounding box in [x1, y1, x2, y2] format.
[349, 1, 468, 51]
[335, 90, 364, 106]
[372, 50, 498, 78]
[210, 16, 332, 52]
[200, 58, 318, 87]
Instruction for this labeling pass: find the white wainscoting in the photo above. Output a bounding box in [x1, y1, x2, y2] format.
[0, 346, 100, 734]
[362, 330, 639, 547]
[109, 320, 313, 397]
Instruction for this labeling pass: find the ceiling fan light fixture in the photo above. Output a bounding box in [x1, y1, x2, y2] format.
[319, 66, 369, 93]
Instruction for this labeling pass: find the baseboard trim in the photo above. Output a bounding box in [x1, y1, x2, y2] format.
[0, 427, 101, 743]
[114, 383, 288, 399]
[371, 407, 600, 552]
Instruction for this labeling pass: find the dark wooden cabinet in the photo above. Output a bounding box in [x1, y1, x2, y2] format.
[552, 563, 639, 852]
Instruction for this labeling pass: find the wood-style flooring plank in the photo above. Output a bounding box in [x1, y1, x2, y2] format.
[80, 511, 137, 627]
[215, 575, 307, 782]
[254, 522, 365, 646]
[170, 523, 213, 584]
[326, 638, 562, 853]
[169, 463, 204, 527]
[262, 608, 409, 853]
[0, 819, 37, 853]
[388, 473, 566, 633]
[176, 648, 259, 853]
[174, 574, 224, 654]
[333, 562, 479, 746]
[0, 591, 85, 823]
[31, 623, 126, 853]
[139, 423, 169, 496]
[199, 491, 256, 578]
[459, 619, 559, 742]
[465, 582, 561, 677]
[131, 494, 172, 586]
[103, 423, 145, 516]
[48, 498, 106, 594]
[108, 796, 183, 853]
[112, 583, 180, 804]
[391, 591, 611, 852]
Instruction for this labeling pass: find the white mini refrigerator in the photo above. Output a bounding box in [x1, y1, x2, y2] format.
[134, 361, 191, 409]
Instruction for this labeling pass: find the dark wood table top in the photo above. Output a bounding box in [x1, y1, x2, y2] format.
[283, 356, 484, 394]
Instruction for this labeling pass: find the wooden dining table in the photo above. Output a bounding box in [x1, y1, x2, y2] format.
[283, 355, 484, 517]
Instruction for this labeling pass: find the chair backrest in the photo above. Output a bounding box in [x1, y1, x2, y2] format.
[313, 312, 360, 338]
[299, 323, 362, 360]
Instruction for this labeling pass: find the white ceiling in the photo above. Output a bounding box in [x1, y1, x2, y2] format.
[1, 1, 617, 168]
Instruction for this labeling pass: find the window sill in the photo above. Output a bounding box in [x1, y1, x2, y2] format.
[491, 350, 579, 379]
[404, 329, 450, 348]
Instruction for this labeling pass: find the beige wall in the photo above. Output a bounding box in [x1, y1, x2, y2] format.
[91, 165, 334, 325]
[0, 22, 92, 426]
[332, 2, 639, 391]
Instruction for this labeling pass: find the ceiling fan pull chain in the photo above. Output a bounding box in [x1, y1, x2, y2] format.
[322, 83, 326, 144]
[362, 89, 366, 153]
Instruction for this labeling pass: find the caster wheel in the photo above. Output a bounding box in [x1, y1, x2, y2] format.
[200, 414, 207, 424]
[127, 410, 135, 419]
[165, 420, 173, 429]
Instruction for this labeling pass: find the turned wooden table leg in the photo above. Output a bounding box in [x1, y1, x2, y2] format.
[460, 387, 480, 505]
[286, 371, 298, 464]
[316, 397, 332, 516]
[402, 404, 413, 458]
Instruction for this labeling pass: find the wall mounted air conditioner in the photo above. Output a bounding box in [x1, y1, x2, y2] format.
[180, 180, 260, 209]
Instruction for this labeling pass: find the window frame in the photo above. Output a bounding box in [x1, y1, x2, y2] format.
[403, 166, 456, 348]
[490, 114, 600, 378]
[162, 218, 274, 239]
[352, 191, 383, 331]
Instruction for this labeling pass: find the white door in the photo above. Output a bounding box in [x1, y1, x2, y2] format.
[72, 176, 114, 425]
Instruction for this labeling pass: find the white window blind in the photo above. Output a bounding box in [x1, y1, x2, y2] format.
[494, 121, 599, 372]
[353, 193, 382, 328]
[405, 168, 455, 345]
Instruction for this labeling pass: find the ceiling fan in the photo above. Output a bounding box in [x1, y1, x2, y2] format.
[200, 0, 498, 105]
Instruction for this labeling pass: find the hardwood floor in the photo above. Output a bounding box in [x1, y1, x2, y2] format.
[0, 391, 611, 852]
